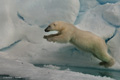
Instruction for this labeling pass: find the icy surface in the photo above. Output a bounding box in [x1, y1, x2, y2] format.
[74, 0, 99, 24]
[0, 0, 120, 80]
[97, 0, 120, 4]
[102, 3, 120, 27]
[15, 0, 80, 26]
[0, 56, 115, 80]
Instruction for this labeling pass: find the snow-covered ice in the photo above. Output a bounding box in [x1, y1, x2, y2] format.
[0, 56, 115, 80]
[0, 0, 120, 80]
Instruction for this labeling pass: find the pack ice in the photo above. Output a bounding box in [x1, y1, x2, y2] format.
[0, 0, 119, 80]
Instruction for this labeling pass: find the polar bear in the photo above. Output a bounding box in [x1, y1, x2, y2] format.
[44, 21, 115, 68]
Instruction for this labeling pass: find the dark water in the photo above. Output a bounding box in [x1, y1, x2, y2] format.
[0, 75, 26, 80]
[35, 64, 120, 80]
[0, 64, 120, 80]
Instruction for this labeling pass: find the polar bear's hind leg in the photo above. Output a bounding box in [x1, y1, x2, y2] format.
[94, 51, 115, 68]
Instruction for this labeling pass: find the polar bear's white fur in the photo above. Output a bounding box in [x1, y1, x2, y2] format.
[44, 21, 115, 68]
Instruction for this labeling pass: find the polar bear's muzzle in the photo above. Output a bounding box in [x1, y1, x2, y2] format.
[44, 26, 59, 36]
[45, 26, 51, 32]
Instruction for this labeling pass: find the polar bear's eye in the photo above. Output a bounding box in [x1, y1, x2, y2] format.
[53, 23, 56, 26]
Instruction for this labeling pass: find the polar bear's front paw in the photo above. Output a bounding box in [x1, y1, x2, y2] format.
[44, 35, 50, 39]
[45, 37, 56, 42]
[44, 35, 56, 42]
[48, 38, 55, 42]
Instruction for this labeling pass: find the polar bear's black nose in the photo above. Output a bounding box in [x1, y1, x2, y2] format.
[45, 26, 50, 32]
[45, 28, 49, 32]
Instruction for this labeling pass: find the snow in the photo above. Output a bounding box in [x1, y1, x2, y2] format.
[74, 0, 99, 24]
[102, 3, 120, 27]
[0, 0, 120, 80]
[0, 56, 115, 80]
[79, 0, 99, 12]
[15, 0, 80, 26]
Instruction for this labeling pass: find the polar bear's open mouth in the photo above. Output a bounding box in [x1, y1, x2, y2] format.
[45, 31, 59, 36]
[44, 30, 60, 39]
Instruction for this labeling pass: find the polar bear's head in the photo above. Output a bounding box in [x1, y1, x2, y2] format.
[45, 21, 66, 32]
[44, 21, 73, 43]
[44, 21, 74, 39]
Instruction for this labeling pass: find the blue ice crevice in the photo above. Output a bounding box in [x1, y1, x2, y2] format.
[0, 40, 21, 51]
[74, 0, 99, 25]
[17, 12, 24, 21]
[97, 0, 120, 5]
[105, 28, 118, 43]
[17, 12, 32, 26]
[101, 13, 119, 43]
[74, 0, 81, 25]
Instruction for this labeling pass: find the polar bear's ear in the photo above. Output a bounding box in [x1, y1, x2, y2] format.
[53, 22, 57, 26]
